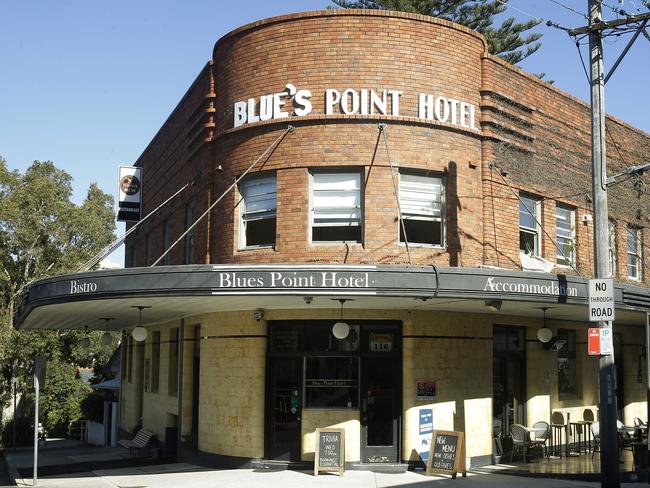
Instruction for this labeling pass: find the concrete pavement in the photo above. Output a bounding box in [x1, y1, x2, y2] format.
[3, 440, 644, 488]
[7, 465, 647, 488]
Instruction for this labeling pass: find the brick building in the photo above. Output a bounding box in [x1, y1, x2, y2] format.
[15, 10, 650, 470]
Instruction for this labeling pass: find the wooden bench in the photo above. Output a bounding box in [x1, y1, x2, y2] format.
[118, 429, 156, 455]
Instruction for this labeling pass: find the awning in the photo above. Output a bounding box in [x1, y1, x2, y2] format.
[91, 377, 121, 391]
[14, 264, 650, 331]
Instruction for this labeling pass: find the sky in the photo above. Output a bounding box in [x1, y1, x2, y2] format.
[1, 0, 648, 266]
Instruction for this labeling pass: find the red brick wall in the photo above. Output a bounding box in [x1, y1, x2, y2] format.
[124, 10, 650, 287]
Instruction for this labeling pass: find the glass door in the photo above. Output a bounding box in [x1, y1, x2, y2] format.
[492, 326, 526, 439]
[266, 357, 303, 461]
[360, 326, 401, 463]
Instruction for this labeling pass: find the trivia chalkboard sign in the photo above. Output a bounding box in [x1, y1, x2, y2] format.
[425, 430, 466, 479]
[314, 428, 345, 476]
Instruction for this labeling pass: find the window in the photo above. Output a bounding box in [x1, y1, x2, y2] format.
[163, 221, 172, 265]
[145, 234, 153, 266]
[185, 205, 195, 264]
[168, 327, 179, 396]
[627, 226, 642, 281]
[305, 357, 359, 408]
[608, 220, 617, 278]
[239, 174, 276, 247]
[555, 206, 575, 266]
[398, 172, 444, 246]
[519, 195, 541, 256]
[557, 329, 577, 397]
[151, 331, 160, 393]
[311, 171, 362, 242]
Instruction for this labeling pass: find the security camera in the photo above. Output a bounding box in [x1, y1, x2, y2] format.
[303, 296, 313, 305]
[252, 310, 264, 322]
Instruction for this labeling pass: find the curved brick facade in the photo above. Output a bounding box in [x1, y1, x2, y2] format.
[126, 9, 650, 290]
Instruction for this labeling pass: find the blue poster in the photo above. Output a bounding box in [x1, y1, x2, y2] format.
[418, 408, 433, 461]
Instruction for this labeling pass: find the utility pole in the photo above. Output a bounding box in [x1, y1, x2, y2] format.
[588, 1, 619, 485]
[570, 2, 650, 487]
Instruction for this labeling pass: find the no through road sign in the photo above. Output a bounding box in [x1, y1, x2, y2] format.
[588, 278, 615, 322]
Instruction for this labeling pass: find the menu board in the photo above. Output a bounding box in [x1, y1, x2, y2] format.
[314, 428, 345, 476]
[425, 430, 466, 479]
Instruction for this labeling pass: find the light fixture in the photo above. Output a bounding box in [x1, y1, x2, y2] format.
[536, 307, 553, 344]
[303, 296, 313, 305]
[252, 309, 264, 322]
[100, 318, 114, 347]
[332, 299, 351, 340]
[131, 306, 151, 342]
[484, 299, 502, 311]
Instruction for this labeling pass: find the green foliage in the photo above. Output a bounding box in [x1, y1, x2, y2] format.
[80, 391, 106, 423]
[0, 156, 116, 437]
[330, 0, 542, 64]
[2, 414, 34, 448]
[40, 361, 92, 437]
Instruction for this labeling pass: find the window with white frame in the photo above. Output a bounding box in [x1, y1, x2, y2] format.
[239, 174, 276, 247]
[519, 195, 541, 256]
[311, 171, 362, 242]
[627, 226, 642, 280]
[608, 220, 617, 278]
[398, 172, 444, 246]
[555, 205, 575, 266]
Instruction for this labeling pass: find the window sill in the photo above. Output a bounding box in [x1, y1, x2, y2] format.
[398, 242, 445, 249]
[237, 245, 276, 252]
[310, 241, 363, 246]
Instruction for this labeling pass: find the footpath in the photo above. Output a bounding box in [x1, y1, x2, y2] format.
[1, 440, 643, 488]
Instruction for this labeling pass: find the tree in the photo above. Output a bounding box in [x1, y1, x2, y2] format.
[330, 0, 542, 64]
[0, 158, 116, 437]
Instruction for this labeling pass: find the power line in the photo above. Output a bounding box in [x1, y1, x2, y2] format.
[494, 0, 572, 30]
[547, 0, 589, 19]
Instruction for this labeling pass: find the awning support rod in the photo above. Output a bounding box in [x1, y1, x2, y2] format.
[151, 125, 294, 267]
[79, 182, 190, 272]
[379, 123, 412, 265]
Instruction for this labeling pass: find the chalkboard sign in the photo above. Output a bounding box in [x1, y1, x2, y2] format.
[425, 430, 466, 479]
[314, 428, 345, 476]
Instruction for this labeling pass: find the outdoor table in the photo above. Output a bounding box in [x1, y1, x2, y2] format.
[567, 421, 585, 456]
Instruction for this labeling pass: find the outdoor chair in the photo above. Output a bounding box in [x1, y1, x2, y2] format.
[531, 421, 551, 459]
[118, 428, 156, 456]
[591, 421, 600, 460]
[510, 423, 543, 463]
[618, 420, 634, 455]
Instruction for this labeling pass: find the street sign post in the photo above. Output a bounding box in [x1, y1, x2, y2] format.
[588, 278, 615, 322]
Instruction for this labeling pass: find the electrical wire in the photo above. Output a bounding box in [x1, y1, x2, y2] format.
[494, 0, 572, 30]
[547, 0, 589, 19]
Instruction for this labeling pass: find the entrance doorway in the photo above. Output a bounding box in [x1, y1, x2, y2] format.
[265, 357, 303, 461]
[265, 321, 401, 464]
[492, 326, 526, 439]
[361, 356, 400, 463]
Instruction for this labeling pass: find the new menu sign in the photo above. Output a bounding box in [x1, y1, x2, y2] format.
[425, 430, 466, 479]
